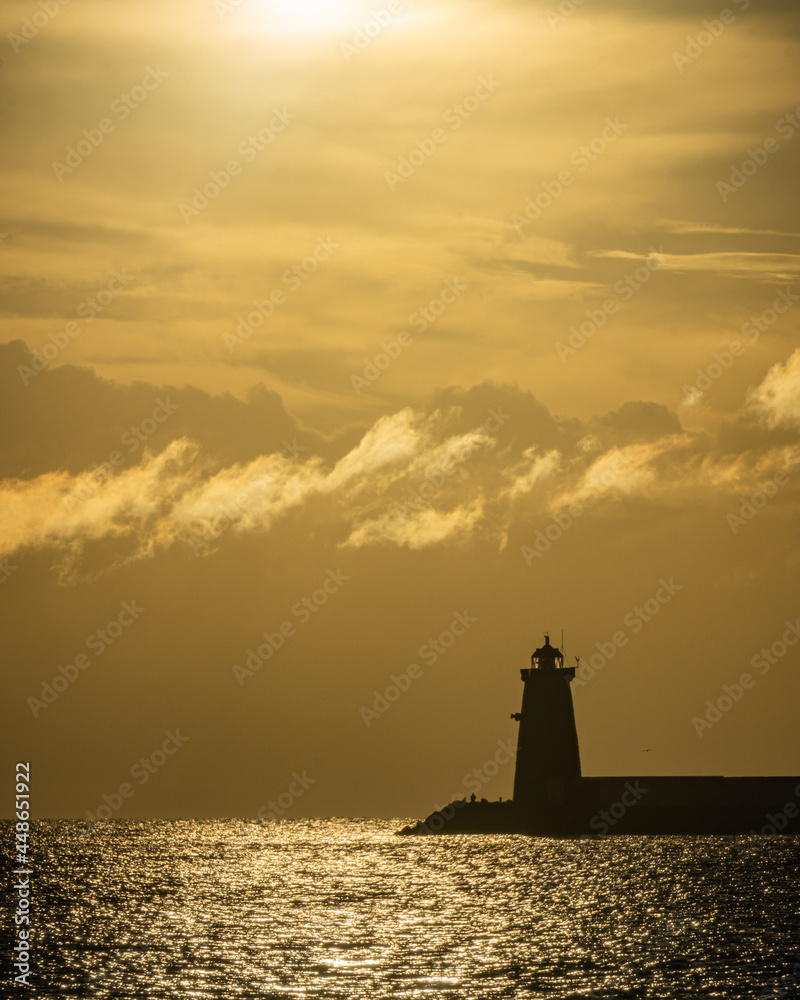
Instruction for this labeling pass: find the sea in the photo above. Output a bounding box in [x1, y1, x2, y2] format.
[2, 819, 799, 998]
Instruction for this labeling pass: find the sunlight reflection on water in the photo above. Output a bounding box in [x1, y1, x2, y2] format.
[3, 819, 799, 998]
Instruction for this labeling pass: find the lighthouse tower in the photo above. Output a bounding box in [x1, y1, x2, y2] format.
[511, 634, 582, 828]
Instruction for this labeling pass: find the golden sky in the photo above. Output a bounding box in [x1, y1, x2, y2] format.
[1, 0, 799, 818]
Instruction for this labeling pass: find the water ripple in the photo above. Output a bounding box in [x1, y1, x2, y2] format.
[1, 819, 798, 998]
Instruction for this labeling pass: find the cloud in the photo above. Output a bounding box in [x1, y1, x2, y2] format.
[2, 0, 798, 425]
[591, 250, 800, 278]
[551, 438, 680, 510]
[0, 401, 498, 576]
[343, 500, 485, 550]
[656, 219, 800, 238]
[3, 345, 800, 580]
[746, 349, 800, 428]
[502, 447, 561, 500]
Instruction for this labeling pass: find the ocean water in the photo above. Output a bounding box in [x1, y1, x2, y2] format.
[2, 819, 799, 999]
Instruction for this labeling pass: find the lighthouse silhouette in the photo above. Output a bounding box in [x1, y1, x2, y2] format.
[511, 633, 581, 828]
[399, 627, 800, 836]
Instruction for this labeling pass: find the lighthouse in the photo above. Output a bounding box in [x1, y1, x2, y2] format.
[401, 626, 800, 837]
[511, 634, 581, 828]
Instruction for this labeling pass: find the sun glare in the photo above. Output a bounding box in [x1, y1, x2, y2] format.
[252, 0, 373, 33]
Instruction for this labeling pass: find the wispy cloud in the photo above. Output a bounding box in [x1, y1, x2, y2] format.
[655, 219, 800, 238]
[591, 250, 800, 277]
[3, 385, 800, 581]
[344, 500, 485, 550]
